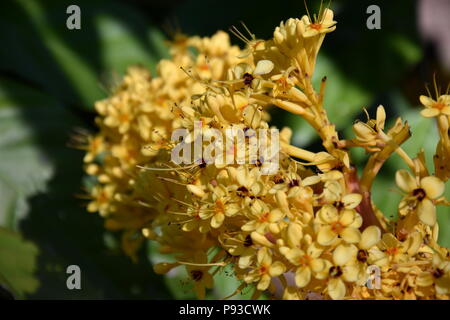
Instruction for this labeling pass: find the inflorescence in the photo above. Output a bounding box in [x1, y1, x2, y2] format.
[78, 8, 450, 300]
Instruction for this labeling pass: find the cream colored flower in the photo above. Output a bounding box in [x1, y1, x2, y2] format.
[396, 170, 445, 226]
[199, 185, 240, 228]
[241, 200, 285, 233]
[315, 203, 363, 246]
[285, 243, 327, 287]
[300, 8, 337, 38]
[419, 94, 450, 118]
[369, 232, 422, 267]
[416, 252, 450, 295]
[326, 242, 369, 300]
[244, 248, 286, 291]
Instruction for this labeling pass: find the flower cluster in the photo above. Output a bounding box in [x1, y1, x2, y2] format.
[80, 7, 450, 299]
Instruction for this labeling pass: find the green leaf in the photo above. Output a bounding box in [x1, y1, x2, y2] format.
[0, 78, 55, 230]
[0, 227, 39, 298]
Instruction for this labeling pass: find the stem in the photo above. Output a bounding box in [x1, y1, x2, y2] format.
[345, 166, 385, 231]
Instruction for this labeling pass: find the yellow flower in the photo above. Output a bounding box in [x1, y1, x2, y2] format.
[199, 185, 240, 228]
[419, 94, 450, 118]
[241, 200, 284, 233]
[87, 184, 116, 216]
[184, 253, 215, 300]
[315, 203, 363, 246]
[417, 252, 450, 295]
[285, 243, 327, 288]
[352, 105, 386, 152]
[244, 248, 286, 291]
[300, 8, 337, 38]
[368, 232, 422, 267]
[82, 135, 106, 163]
[220, 233, 256, 269]
[396, 170, 445, 226]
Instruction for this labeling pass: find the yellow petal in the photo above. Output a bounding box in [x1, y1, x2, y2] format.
[360, 226, 381, 249]
[269, 261, 286, 277]
[302, 175, 321, 186]
[328, 278, 346, 300]
[440, 95, 450, 104]
[342, 265, 360, 282]
[238, 254, 253, 269]
[307, 242, 324, 259]
[241, 220, 258, 232]
[317, 226, 337, 246]
[225, 203, 240, 216]
[251, 231, 274, 248]
[442, 106, 450, 116]
[376, 105, 386, 130]
[310, 258, 327, 273]
[340, 227, 361, 244]
[333, 243, 357, 266]
[286, 223, 303, 248]
[285, 248, 304, 265]
[322, 8, 335, 23]
[417, 198, 437, 226]
[416, 272, 434, 287]
[342, 193, 362, 209]
[211, 212, 225, 228]
[318, 205, 339, 224]
[395, 170, 417, 193]
[405, 232, 422, 256]
[419, 95, 435, 108]
[257, 247, 270, 265]
[339, 209, 357, 226]
[269, 208, 285, 222]
[187, 184, 205, 198]
[421, 176, 445, 199]
[257, 274, 271, 291]
[295, 266, 311, 288]
[253, 60, 274, 75]
[421, 108, 440, 117]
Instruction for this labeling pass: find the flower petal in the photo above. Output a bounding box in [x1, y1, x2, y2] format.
[339, 209, 357, 226]
[421, 176, 445, 199]
[417, 198, 437, 226]
[317, 205, 339, 224]
[442, 106, 450, 116]
[333, 243, 357, 266]
[295, 266, 311, 288]
[419, 95, 436, 108]
[211, 212, 225, 228]
[421, 108, 440, 118]
[340, 227, 361, 244]
[310, 258, 327, 273]
[269, 261, 286, 277]
[360, 226, 381, 249]
[342, 265, 360, 282]
[376, 105, 386, 130]
[286, 223, 303, 248]
[257, 274, 271, 291]
[254, 60, 274, 75]
[395, 170, 417, 193]
[317, 226, 337, 246]
[342, 193, 362, 209]
[328, 278, 346, 300]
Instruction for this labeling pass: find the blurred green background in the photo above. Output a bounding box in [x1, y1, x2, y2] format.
[0, 0, 449, 299]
